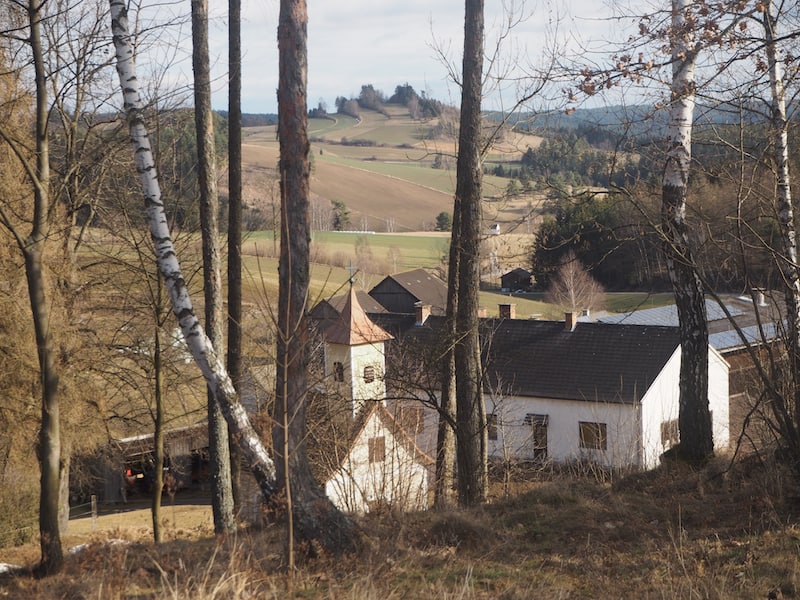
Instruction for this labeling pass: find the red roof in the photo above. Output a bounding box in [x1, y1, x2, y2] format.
[323, 286, 394, 346]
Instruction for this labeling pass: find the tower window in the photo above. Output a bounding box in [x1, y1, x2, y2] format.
[363, 365, 375, 383]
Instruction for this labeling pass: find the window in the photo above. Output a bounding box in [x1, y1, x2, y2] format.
[368, 436, 385, 463]
[660, 419, 679, 449]
[363, 365, 375, 383]
[579, 421, 607, 450]
[398, 406, 424, 434]
[487, 414, 498, 441]
[524, 414, 548, 460]
[333, 361, 344, 382]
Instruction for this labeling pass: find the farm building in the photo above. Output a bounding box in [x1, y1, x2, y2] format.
[322, 402, 433, 514]
[500, 268, 533, 292]
[368, 268, 448, 317]
[598, 292, 784, 449]
[391, 314, 729, 471]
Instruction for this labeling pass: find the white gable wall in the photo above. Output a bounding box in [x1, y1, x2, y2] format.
[325, 412, 431, 513]
[639, 345, 729, 469]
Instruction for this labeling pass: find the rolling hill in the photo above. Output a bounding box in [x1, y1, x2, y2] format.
[240, 105, 544, 233]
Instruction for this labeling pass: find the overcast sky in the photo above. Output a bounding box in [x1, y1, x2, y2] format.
[197, 0, 631, 114]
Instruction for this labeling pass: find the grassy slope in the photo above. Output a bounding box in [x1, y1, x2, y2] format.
[242, 107, 537, 233]
[2, 457, 798, 598]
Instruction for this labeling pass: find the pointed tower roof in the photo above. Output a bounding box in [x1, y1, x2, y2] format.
[323, 285, 393, 346]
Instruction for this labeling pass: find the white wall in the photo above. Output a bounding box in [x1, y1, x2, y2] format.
[325, 412, 431, 513]
[325, 342, 387, 414]
[640, 345, 729, 469]
[486, 393, 641, 469]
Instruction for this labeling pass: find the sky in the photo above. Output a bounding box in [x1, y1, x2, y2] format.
[194, 0, 631, 115]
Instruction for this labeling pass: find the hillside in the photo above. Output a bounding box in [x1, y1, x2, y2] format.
[240, 105, 544, 233]
[1, 456, 798, 598]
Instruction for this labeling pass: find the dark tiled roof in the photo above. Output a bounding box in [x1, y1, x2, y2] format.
[325, 290, 387, 314]
[369, 268, 448, 315]
[410, 317, 681, 404]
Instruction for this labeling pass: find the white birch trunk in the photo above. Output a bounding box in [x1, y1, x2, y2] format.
[108, 0, 276, 498]
[764, 1, 800, 428]
[661, 0, 713, 462]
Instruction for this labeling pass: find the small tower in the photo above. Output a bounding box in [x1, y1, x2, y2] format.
[321, 285, 393, 415]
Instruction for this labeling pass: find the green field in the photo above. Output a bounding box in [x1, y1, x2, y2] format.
[238, 231, 674, 319]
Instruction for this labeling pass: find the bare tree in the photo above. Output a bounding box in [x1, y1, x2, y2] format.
[0, 0, 64, 574]
[763, 0, 800, 426]
[452, 0, 488, 507]
[109, 0, 278, 506]
[226, 0, 244, 515]
[661, 0, 713, 463]
[545, 251, 605, 314]
[191, 0, 235, 535]
[273, 0, 355, 562]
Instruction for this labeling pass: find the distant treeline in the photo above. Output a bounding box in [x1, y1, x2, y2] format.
[215, 111, 277, 127]
[307, 83, 447, 121]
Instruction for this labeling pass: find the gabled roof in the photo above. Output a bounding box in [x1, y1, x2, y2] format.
[369, 268, 448, 315]
[322, 286, 393, 346]
[310, 401, 433, 482]
[502, 267, 532, 279]
[323, 290, 387, 315]
[410, 317, 681, 404]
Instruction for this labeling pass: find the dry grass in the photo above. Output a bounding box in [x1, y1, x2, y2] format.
[2, 454, 799, 598]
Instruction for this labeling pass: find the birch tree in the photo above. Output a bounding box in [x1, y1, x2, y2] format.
[661, 0, 713, 463]
[191, 0, 235, 534]
[763, 0, 800, 425]
[109, 0, 277, 504]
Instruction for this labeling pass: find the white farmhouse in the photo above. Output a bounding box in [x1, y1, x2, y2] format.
[396, 313, 730, 471]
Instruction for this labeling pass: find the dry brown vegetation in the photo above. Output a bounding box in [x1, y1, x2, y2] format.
[2, 454, 799, 598]
[240, 108, 544, 234]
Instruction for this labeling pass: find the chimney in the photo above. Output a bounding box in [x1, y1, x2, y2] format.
[477, 307, 488, 318]
[756, 289, 767, 307]
[564, 311, 577, 332]
[414, 302, 431, 326]
[499, 303, 516, 320]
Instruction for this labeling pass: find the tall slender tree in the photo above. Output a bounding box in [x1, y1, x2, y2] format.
[226, 0, 244, 514]
[191, 0, 235, 536]
[0, 0, 64, 574]
[453, 0, 488, 506]
[763, 0, 800, 418]
[661, 0, 713, 463]
[109, 0, 278, 505]
[273, 0, 355, 558]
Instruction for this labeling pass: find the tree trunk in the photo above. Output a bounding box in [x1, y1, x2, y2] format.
[454, 0, 488, 507]
[662, 0, 712, 464]
[226, 0, 244, 516]
[191, 0, 235, 534]
[23, 0, 63, 575]
[109, 0, 277, 503]
[436, 202, 461, 508]
[763, 1, 800, 450]
[273, 0, 355, 557]
[152, 320, 165, 544]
